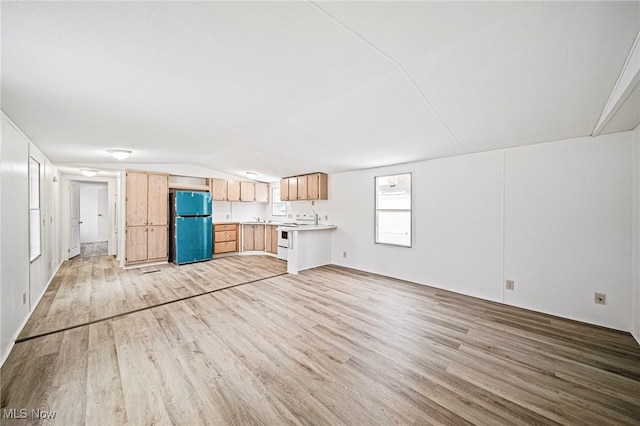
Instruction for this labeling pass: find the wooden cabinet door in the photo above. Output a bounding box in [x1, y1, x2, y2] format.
[280, 179, 289, 201]
[210, 178, 228, 201]
[265, 225, 275, 254]
[307, 173, 319, 200]
[254, 225, 265, 251]
[147, 173, 168, 226]
[126, 172, 148, 226]
[288, 177, 298, 201]
[268, 226, 278, 253]
[125, 226, 148, 263]
[240, 182, 255, 201]
[242, 225, 254, 251]
[227, 181, 240, 201]
[255, 183, 269, 202]
[147, 225, 168, 260]
[297, 175, 308, 200]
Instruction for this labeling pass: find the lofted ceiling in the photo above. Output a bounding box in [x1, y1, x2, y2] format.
[2, 1, 639, 182]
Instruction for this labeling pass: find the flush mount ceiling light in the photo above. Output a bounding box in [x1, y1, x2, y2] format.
[107, 149, 132, 160]
[246, 171, 259, 178]
[81, 169, 98, 177]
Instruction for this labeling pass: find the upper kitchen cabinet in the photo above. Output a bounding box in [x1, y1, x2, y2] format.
[210, 178, 228, 201]
[125, 171, 169, 265]
[307, 173, 328, 200]
[227, 181, 241, 201]
[281, 173, 328, 201]
[255, 182, 269, 202]
[240, 181, 255, 201]
[297, 175, 308, 200]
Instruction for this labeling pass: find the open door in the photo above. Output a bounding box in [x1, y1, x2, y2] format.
[69, 182, 81, 258]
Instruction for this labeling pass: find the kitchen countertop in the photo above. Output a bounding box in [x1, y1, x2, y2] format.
[214, 221, 336, 230]
[277, 224, 336, 231]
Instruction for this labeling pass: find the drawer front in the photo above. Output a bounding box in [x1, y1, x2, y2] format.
[214, 241, 237, 254]
[215, 230, 237, 242]
[214, 224, 238, 232]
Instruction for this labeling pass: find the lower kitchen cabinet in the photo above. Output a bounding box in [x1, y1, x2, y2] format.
[125, 225, 168, 265]
[265, 225, 278, 254]
[242, 224, 265, 251]
[214, 223, 239, 254]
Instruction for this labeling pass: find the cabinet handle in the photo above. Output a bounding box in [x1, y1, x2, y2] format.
[150, 228, 154, 232]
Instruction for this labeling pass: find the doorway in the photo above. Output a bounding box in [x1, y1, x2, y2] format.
[64, 175, 118, 260]
[78, 181, 108, 258]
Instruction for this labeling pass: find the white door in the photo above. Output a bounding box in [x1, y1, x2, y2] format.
[97, 186, 109, 241]
[69, 182, 81, 258]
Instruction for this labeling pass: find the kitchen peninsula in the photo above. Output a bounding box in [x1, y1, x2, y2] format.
[281, 224, 337, 274]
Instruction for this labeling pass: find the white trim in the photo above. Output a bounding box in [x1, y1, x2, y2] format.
[593, 30, 640, 136]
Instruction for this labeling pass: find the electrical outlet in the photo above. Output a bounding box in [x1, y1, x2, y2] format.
[324, 215, 328, 220]
[506, 280, 515, 290]
[594, 292, 606, 305]
[226, 213, 230, 219]
[343, 251, 347, 258]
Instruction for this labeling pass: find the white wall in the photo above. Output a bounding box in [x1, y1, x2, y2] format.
[632, 125, 640, 344]
[330, 132, 634, 331]
[1, 114, 30, 363]
[213, 200, 267, 223]
[504, 133, 632, 329]
[1, 113, 62, 365]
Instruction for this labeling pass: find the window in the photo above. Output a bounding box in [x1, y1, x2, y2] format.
[272, 187, 286, 216]
[375, 173, 411, 247]
[29, 156, 42, 261]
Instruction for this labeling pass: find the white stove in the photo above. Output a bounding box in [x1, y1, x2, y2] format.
[276, 214, 319, 260]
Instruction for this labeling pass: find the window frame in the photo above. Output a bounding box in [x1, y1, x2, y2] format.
[29, 156, 42, 262]
[272, 187, 286, 216]
[374, 172, 412, 248]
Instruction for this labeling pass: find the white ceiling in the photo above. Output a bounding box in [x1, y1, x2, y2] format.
[2, 1, 639, 182]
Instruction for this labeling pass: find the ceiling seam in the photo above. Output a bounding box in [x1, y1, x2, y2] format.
[308, 1, 467, 153]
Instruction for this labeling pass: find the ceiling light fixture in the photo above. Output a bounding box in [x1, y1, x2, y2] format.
[246, 171, 259, 178]
[107, 149, 132, 160]
[81, 169, 98, 177]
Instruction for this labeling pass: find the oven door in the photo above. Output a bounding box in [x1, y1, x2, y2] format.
[277, 230, 289, 248]
[277, 230, 288, 261]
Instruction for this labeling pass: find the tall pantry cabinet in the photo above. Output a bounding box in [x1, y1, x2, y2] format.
[125, 171, 169, 265]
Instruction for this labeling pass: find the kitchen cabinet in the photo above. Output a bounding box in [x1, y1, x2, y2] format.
[280, 173, 328, 201]
[210, 178, 228, 201]
[240, 181, 255, 201]
[255, 182, 269, 202]
[297, 175, 308, 200]
[214, 223, 239, 254]
[280, 178, 289, 201]
[227, 181, 241, 201]
[242, 224, 265, 251]
[307, 173, 328, 200]
[265, 225, 278, 254]
[125, 171, 169, 265]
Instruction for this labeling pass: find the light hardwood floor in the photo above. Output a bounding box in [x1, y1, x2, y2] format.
[2, 255, 639, 425]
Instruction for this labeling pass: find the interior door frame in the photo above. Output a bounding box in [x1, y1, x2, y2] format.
[62, 175, 118, 260]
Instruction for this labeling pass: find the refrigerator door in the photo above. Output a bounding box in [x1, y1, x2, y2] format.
[173, 191, 212, 216]
[173, 216, 212, 265]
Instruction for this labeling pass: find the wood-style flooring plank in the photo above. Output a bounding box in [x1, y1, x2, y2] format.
[2, 256, 639, 425]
